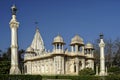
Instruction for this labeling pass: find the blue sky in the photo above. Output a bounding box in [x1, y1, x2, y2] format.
[0, 0, 120, 51]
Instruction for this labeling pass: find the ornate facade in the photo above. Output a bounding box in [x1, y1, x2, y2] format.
[24, 29, 94, 75]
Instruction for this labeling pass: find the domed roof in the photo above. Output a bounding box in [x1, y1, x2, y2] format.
[70, 35, 84, 45]
[85, 42, 94, 49]
[52, 35, 65, 44]
[26, 46, 34, 53]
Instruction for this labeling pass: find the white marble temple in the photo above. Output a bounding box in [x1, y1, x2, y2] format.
[24, 29, 95, 75]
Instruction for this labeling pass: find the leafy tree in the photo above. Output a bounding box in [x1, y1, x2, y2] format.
[6, 47, 11, 61]
[0, 48, 11, 74]
[112, 38, 120, 66]
[18, 49, 25, 73]
[93, 39, 100, 66]
[18, 49, 25, 62]
[0, 61, 10, 74]
[0, 48, 25, 74]
[105, 39, 114, 68]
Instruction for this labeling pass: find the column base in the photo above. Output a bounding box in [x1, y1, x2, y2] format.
[10, 66, 21, 74]
[99, 71, 107, 76]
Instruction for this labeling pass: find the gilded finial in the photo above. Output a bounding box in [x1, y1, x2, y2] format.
[35, 21, 39, 32]
[11, 4, 17, 15]
[100, 33, 104, 39]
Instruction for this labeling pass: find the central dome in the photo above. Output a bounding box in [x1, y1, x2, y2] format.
[70, 35, 84, 45]
[52, 35, 65, 44]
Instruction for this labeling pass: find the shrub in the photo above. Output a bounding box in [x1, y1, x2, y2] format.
[1, 74, 120, 80]
[79, 68, 95, 75]
[42, 75, 99, 80]
[0, 75, 42, 80]
[0, 61, 10, 74]
[108, 66, 120, 75]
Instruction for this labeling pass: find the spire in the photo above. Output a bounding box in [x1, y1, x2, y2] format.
[30, 28, 45, 54]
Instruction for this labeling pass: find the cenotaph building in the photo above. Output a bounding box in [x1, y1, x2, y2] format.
[24, 29, 95, 75]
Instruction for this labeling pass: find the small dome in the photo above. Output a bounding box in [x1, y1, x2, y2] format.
[52, 35, 65, 44]
[85, 42, 94, 49]
[70, 35, 84, 45]
[26, 46, 34, 53]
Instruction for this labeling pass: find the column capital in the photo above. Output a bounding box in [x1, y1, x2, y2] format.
[99, 39, 105, 47]
[99, 43, 105, 47]
[11, 45, 18, 48]
[10, 22, 19, 28]
[10, 15, 19, 29]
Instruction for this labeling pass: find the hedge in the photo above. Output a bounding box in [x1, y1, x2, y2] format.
[0, 75, 120, 80]
[42, 75, 99, 80]
[0, 75, 42, 80]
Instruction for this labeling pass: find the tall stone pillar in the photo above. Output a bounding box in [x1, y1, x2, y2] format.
[54, 57, 56, 74]
[62, 57, 64, 74]
[9, 5, 21, 74]
[82, 46, 84, 55]
[92, 60, 94, 70]
[96, 65, 99, 75]
[99, 34, 106, 76]
[81, 59, 85, 69]
[106, 67, 108, 75]
[75, 45, 78, 52]
[71, 46, 74, 52]
[75, 58, 79, 74]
